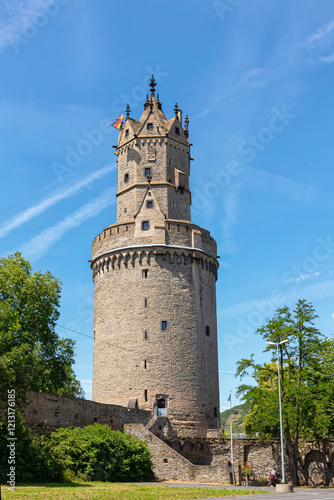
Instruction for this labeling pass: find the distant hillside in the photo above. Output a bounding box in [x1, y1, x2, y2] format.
[220, 403, 250, 435]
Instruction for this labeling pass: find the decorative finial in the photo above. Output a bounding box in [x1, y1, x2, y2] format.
[174, 103, 179, 116]
[149, 98, 154, 110]
[125, 104, 131, 118]
[149, 75, 157, 96]
[184, 115, 190, 129]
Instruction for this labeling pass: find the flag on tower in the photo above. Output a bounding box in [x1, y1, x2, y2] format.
[111, 115, 124, 130]
[225, 394, 231, 404]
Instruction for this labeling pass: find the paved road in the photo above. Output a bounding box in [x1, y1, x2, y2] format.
[135, 482, 333, 499]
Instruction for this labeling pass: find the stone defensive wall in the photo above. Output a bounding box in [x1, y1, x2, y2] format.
[6, 392, 150, 435]
[3, 393, 332, 486]
[164, 436, 334, 487]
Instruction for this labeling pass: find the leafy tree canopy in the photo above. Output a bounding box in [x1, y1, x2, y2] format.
[0, 252, 83, 406]
[236, 299, 334, 485]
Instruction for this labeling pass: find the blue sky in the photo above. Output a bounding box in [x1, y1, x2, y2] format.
[1, 0, 334, 410]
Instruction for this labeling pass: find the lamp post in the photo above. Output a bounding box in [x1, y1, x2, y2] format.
[266, 339, 289, 484]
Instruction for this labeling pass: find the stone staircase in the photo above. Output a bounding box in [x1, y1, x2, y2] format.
[144, 414, 158, 431]
[124, 423, 230, 483]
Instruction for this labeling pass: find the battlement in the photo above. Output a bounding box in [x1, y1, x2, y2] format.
[92, 220, 217, 262]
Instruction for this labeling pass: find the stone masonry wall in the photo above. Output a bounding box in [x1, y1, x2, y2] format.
[164, 436, 334, 487]
[92, 248, 219, 436]
[5, 393, 332, 486]
[116, 135, 191, 222]
[124, 423, 231, 483]
[92, 220, 217, 260]
[7, 392, 150, 435]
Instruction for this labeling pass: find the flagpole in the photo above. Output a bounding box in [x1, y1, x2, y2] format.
[229, 390, 233, 465]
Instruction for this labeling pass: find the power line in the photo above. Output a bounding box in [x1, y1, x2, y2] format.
[56, 324, 93, 339]
[55, 323, 144, 354]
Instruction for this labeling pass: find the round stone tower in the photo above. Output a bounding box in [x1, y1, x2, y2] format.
[92, 77, 219, 437]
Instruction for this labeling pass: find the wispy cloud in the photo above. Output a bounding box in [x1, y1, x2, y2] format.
[11, 187, 116, 261]
[303, 19, 334, 64]
[0, 0, 46, 52]
[237, 67, 273, 90]
[192, 107, 214, 121]
[243, 166, 334, 211]
[0, 164, 115, 238]
[220, 277, 334, 321]
[221, 186, 240, 255]
[296, 271, 321, 282]
[304, 19, 334, 48]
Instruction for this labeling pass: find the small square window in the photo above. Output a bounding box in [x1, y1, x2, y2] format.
[145, 167, 151, 177]
[175, 127, 180, 135]
[161, 321, 167, 331]
[142, 221, 149, 231]
[125, 129, 129, 137]
[147, 200, 153, 209]
[206, 325, 210, 337]
[124, 173, 129, 183]
[124, 208, 127, 213]
[147, 123, 153, 130]
[142, 269, 148, 278]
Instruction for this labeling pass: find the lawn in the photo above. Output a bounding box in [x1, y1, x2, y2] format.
[1, 482, 268, 499]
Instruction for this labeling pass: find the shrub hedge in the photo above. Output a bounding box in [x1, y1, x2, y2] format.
[0, 414, 152, 483]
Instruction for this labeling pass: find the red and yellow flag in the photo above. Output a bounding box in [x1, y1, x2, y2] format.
[111, 115, 124, 130]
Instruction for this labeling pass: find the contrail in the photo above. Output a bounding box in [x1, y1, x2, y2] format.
[0, 164, 115, 238]
[12, 187, 116, 261]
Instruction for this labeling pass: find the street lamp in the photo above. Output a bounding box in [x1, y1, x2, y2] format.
[266, 339, 289, 484]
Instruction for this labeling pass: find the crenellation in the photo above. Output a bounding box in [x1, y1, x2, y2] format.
[93, 221, 217, 262]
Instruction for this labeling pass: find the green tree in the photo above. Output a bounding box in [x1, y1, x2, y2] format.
[0, 410, 62, 483]
[0, 252, 83, 407]
[236, 299, 334, 485]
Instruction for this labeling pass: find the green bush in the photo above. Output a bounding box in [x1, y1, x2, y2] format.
[0, 417, 152, 483]
[49, 424, 153, 481]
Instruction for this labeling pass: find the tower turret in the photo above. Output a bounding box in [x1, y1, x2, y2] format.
[92, 78, 220, 437]
[116, 76, 191, 223]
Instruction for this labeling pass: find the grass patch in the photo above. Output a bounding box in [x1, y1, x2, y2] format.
[1, 482, 268, 499]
